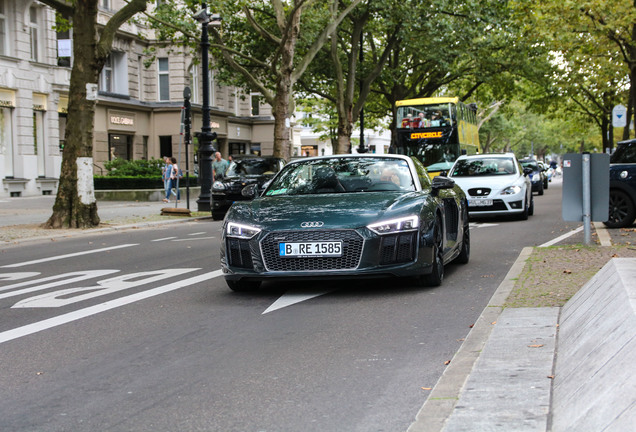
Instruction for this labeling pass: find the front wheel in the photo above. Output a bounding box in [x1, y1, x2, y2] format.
[604, 189, 636, 228]
[455, 208, 470, 264]
[420, 217, 444, 286]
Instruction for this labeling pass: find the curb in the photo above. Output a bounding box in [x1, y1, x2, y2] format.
[407, 246, 534, 432]
[1, 215, 213, 246]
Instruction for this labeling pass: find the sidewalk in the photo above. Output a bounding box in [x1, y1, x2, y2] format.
[0, 195, 209, 244]
[408, 223, 636, 432]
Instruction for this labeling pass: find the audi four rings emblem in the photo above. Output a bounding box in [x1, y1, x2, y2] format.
[300, 221, 324, 228]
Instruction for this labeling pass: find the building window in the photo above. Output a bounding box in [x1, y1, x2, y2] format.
[189, 64, 199, 104]
[56, 16, 72, 67]
[0, 106, 13, 177]
[109, 134, 131, 160]
[137, 56, 144, 101]
[159, 135, 172, 158]
[29, 6, 40, 62]
[158, 58, 170, 101]
[251, 93, 261, 116]
[100, 52, 128, 95]
[33, 110, 45, 176]
[101, 0, 111, 10]
[0, 0, 7, 56]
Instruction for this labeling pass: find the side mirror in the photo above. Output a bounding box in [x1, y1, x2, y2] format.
[241, 184, 259, 198]
[431, 176, 455, 196]
[523, 167, 533, 176]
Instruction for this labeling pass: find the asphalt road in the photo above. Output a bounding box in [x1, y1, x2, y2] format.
[0, 179, 578, 432]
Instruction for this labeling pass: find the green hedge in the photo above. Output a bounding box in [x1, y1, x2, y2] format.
[94, 176, 198, 190]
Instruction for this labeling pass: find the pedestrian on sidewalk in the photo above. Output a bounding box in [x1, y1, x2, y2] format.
[168, 157, 181, 202]
[162, 156, 172, 203]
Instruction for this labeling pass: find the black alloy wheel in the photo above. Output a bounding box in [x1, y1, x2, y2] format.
[604, 189, 636, 228]
[421, 215, 444, 286]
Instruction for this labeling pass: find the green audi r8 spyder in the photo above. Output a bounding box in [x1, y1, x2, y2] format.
[220, 154, 470, 291]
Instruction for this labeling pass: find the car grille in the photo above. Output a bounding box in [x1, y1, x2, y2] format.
[469, 199, 508, 212]
[380, 232, 417, 264]
[467, 188, 491, 197]
[261, 230, 363, 271]
[226, 238, 254, 269]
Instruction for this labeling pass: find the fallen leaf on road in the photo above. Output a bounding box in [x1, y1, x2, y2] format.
[421, 387, 432, 390]
[444, 360, 451, 365]
[547, 375, 555, 379]
[528, 344, 544, 348]
[563, 269, 572, 274]
[491, 321, 497, 325]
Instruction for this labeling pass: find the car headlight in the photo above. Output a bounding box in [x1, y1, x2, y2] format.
[212, 181, 226, 191]
[367, 215, 419, 235]
[532, 174, 540, 182]
[226, 222, 261, 239]
[501, 185, 521, 195]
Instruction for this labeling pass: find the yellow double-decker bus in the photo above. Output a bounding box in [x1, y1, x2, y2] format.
[392, 97, 480, 177]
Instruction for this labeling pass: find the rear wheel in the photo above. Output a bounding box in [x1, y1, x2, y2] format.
[420, 216, 444, 286]
[518, 195, 529, 220]
[528, 195, 534, 216]
[604, 189, 636, 228]
[226, 279, 262, 292]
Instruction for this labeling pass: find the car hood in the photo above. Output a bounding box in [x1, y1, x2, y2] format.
[222, 174, 273, 185]
[227, 192, 426, 229]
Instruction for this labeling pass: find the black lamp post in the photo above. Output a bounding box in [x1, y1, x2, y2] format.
[194, 3, 221, 211]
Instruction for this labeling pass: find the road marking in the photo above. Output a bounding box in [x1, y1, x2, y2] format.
[188, 232, 207, 236]
[0, 270, 223, 345]
[0, 272, 40, 281]
[1, 244, 138, 268]
[539, 226, 584, 247]
[263, 289, 333, 314]
[13, 269, 199, 308]
[0, 270, 120, 299]
[469, 222, 499, 228]
[151, 237, 178, 242]
[171, 237, 216, 242]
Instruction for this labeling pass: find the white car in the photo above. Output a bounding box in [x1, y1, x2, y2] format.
[448, 153, 534, 220]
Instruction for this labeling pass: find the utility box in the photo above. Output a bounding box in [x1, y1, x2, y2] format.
[562, 153, 609, 222]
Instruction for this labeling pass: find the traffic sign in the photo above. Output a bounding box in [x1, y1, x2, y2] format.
[612, 104, 627, 127]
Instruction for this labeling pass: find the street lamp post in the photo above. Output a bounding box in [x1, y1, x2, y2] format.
[194, 3, 220, 212]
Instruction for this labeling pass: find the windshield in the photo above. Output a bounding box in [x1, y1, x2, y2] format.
[611, 143, 636, 164]
[397, 103, 453, 129]
[451, 157, 517, 177]
[520, 161, 540, 171]
[264, 158, 416, 196]
[226, 158, 282, 177]
[398, 142, 458, 172]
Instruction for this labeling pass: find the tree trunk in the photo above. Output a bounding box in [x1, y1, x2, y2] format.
[335, 116, 353, 154]
[46, 0, 100, 229]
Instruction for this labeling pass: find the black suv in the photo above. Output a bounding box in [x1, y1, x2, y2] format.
[211, 155, 286, 220]
[519, 159, 547, 195]
[605, 139, 636, 228]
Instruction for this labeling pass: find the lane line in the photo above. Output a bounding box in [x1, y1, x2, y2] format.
[151, 237, 178, 242]
[188, 232, 207, 236]
[1, 244, 138, 268]
[263, 289, 333, 314]
[0, 270, 223, 345]
[538, 226, 583, 247]
[171, 237, 216, 242]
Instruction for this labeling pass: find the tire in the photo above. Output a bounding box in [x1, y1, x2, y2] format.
[212, 211, 225, 221]
[455, 218, 470, 264]
[226, 279, 262, 292]
[528, 195, 534, 216]
[518, 194, 529, 220]
[604, 189, 636, 228]
[420, 216, 444, 286]
[538, 183, 544, 196]
[543, 178, 548, 189]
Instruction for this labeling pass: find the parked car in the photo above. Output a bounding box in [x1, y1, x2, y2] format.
[449, 153, 534, 220]
[220, 154, 470, 291]
[519, 159, 547, 195]
[604, 139, 636, 228]
[211, 155, 286, 220]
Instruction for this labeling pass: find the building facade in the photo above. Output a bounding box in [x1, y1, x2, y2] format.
[0, 0, 285, 198]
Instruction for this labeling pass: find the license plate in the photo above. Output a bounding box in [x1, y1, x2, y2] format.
[279, 241, 342, 257]
[469, 199, 493, 207]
